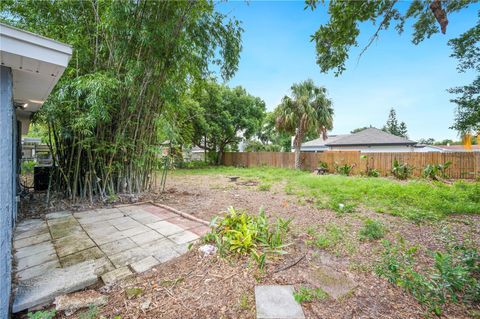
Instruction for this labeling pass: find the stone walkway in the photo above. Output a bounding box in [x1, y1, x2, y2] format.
[13, 204, 209, 312]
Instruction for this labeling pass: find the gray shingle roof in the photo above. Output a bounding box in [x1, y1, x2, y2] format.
[301, 134, 349, 147]
[327, 128, 416, 146]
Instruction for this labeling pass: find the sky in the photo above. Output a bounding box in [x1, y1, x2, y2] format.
[215, 1, 479, 141]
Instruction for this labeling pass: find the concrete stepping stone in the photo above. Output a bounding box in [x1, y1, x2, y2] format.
[101, 266, 133, 285]
[168, 230, 199, 245]
[13, 260, 98, 313]
[60, 247, 105, 267]
[313, 265, 357, 299]
[255, 285, 305, 319]
[131, 256, 160, 273]
[13, 233, 51, 249]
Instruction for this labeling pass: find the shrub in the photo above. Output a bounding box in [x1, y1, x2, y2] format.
[330, 200, 356, 215]
[422, 161, 452, 180]
[294, 286, 328, 303]
[27, 309, 56, 319]
[21, 160, 36, 175]
[366, 168, 380, 177]
[359, 218, 385, 240]
[334, 163, 355, 176]
[391, 159, 413, 180]
[375, 238, 480, 315]
[204, 207, 292, 269]
[318, 161, 328, 170]
[177, 160, 210, 169]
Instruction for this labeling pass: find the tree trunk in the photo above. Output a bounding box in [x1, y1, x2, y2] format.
[293, 129, 303, 169]
[294, 143, 301, 169]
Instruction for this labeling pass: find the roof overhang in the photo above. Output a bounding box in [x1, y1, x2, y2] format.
[0, 23, 72, 132]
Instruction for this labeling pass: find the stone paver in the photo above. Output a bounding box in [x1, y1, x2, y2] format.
[60, 247, 105, 267]
[16, 250, 57, 271]
[13, 260, 98, 313]
[129, 229, 164, 245]
[109, 247, 149, 268]
[12, 204, 207, 312]
[168, 230, 199, 245]
[255, 285, 305, 319]
[14, 232, 51, 249]
[15, 241, 55, 259]
[99, 238, 137, 256]
[147, 220, 184, 236]
[54, 233, 96, 257]
[17, 259, 61, 281]
[313, 265, 357, 299]
[131, 256, 161, 273]
[101, 266, 133, 285]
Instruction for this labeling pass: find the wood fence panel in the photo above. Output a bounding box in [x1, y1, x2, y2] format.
[222, 151, 480, 179]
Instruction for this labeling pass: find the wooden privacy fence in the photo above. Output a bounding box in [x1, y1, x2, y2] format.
[222, 151, 480, 179]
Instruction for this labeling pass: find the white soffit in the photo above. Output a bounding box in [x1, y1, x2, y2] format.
[0, 22, 72, 113]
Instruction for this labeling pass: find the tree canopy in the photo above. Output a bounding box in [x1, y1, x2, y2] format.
[275, 79, 334, 168]
[1, 0, 243, 199]
[189, 82, 266, 163]
[382, 108, 408, 138]
[306, 0, 479, 134]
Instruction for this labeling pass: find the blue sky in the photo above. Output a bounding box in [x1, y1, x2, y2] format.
[215, 1, 479, 141]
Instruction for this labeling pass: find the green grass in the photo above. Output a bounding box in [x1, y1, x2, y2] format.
[359, 218, 386, 241]
[172, 166, 480, 222]
[294, 286, 329, 303]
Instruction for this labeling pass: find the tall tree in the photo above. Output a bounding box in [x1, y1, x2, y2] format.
[383, 108, 408, 138]
[0, 1, 242, 199]
[305, 1, 479, 133]
[275, 79, 334, 169]
[448, 15, 479, 133]
[191, 82, 265, 164]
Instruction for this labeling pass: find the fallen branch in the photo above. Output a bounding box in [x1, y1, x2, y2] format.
[272, 254, 306, 274]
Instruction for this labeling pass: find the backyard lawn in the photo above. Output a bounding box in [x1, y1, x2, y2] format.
[173, 166, 480, 221]
[95, 166, 478, 319]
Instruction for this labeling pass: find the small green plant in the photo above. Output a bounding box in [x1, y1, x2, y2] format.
[318, 161, 328, 170]
[391, 159, 413, 180]
[311, 224, 344, 249]
[366, 168, 380, 177]
[258, 183, 271, 191]
[422, 161, 452, 180]
[293, 286, 328, 303]
[204, 207, 292, 269]
[27, 309, 56, 319]
[239, 292, 251, 310]
[334, 163, 355, 176]
[375, 238, 480, 315]
[79, 306, 99, 319]
[359, 218, 385, 240]
[21, 160, 37, 175]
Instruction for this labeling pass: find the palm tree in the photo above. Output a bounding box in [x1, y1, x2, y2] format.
[275, 79, 334, 169]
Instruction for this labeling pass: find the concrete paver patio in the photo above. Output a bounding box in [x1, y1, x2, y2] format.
[12, 204, 209, 312]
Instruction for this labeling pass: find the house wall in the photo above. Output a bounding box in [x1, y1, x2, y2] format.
[0, 65, 15, 316]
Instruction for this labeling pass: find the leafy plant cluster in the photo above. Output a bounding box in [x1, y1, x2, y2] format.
[293, 286, 328, 303]
[1, 1, 243, 200]
[27, 309, 56, 319]
[334, 163, 355, 176]
[359, 218, 385, 241]
[391, 159, 413, 180]
[422, 161, 452, 180]
[21, 160, 37, 175]
[375, 238, 480, 315]
[204, 207, 292, 270]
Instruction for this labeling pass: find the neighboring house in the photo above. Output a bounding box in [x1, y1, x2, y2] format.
[432, 145, 480, 152]
[21, 137, 52, 165]
[300, 128, 420, 153]
[0, 23, 71, 316]
[183, 146, 206, 162]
